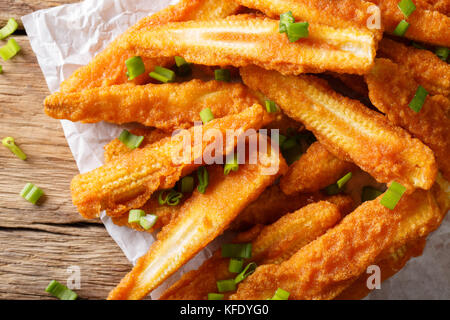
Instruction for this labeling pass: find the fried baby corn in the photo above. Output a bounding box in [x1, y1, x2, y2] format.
[280, 142, 356, 195]
[107, 137, 287, 300]
[160, 201, 342, 300]
[126, 14, 379, 75]
[366, 58, 450, 180]
[45, 80, 260, 130]
[241, 66, 437, 190]
[59, 0, 241, 93]
[71, 104, 271, 219]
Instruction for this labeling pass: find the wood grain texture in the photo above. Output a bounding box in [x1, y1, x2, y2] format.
[0, 35, 131, 299]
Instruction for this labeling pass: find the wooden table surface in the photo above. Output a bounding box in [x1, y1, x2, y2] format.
[0, 0, 131, 300]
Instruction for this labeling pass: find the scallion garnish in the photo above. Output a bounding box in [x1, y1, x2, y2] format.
[409, 85, 428, 112]
[2, 136, 26, 160]
[200, 108, 214, 124]
[0, 38, 20, 61]
[398, 0, 416, 17]
[361, 186, 383, 202]
[337, 172, 353, 188]
[125, 56, 145, 80]
[128, 209, 146, 223]
[118, 129, 144, 150]
[0, 65, 2, 73]
[139, 214, 158, 230]
[158, 189, 183, 206]
[20, 183, 44, 205]
[180, 176, 194, 193]
[325, 172, 352, 195]
[216, 279, 236, 293]
[174, 56, 192, 76]
[393, 20, 410, 36]
[380, 181, 406, 210]
[0, 18, 18, 40]
[224, 154, 239, 175]
[287, 22, 309, 42]
[197, 166, 209, 194]
[435, 47, 449, 61]
[265, 100, 278, 113]
[279, 11, 295, 34]
[221, 243, 252, 259]
[214, 69, 231, 82]
[149, 66, 175, 83]
[278, 134, 287, 147]
[208, 293, 224, 300]
[228, 258, 244, 274]
[234, 262, 257, 284]
[271, 288, 290, 300]
[45, 280, 78, 300]
[411, 42, 425, 49]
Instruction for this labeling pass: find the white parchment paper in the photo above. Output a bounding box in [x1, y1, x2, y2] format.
[22, 0, 449, 299]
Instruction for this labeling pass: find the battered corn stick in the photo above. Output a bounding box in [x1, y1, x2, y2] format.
[280, 142, 356, 195]
[230, 193, 405, 300]
[107, 136, 287, 300]
[366, 58, 450, 180]
[71, 104, 272, 219]
[160, 201, 342, 300]
[378, 38, 450, 98]
[241, 66, 437, 190]
[126, 14, 379, 75]
[45, 80, 260, 130]
[59, 0, 242, 92]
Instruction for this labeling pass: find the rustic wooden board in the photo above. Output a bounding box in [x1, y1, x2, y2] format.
[0, 35, 131, 299]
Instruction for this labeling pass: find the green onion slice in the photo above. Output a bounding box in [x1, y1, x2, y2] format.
[158, 189, 183, 206]
[181, 176, 194, 193]
[398, 0, 416, 17]
[228, 258, 244, 273]
[214, 69, 231, 82]
[174, 56, 192, 76]
[128, 209, 145, 223]
[20, 183, 44, 205]
[125, 56, 145, 80]
[216, 279, 236, 293]
[337, 172, 353, 189]
[0, 65, 2, 74]
[0, 18, 18, 40]
[149, 66, 176, 83]
[139, 214, 158, 230]
[409, 85, 428, 112]
[234, 262, 257, 284]
[287, 22, 309, 42]
[45, 280, 78, 300]
[0, 38, 21, 61]
[200, 107, 214, 124]
[279, 11, 295, 34]
[265, 100, 278, 113]
[380, 181, 406, 210]
[224, 154, 239, 175]
[197, 166, 209, 194]
[393, 20, 410, 36]
[118, 129, 144, 150]
[325, 172, 352, 195]
[435, 47, 449, 61]
[2, 136, 26, 160]
[221, 243, 252, 259]
[208, 293, 224, 300]
[361, 186, 383, 202]
[277, 134, 287, 147]
[271, 288, 290, 300]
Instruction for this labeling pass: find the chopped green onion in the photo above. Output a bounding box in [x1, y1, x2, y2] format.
[0, 18, 18, 40]
[234, 262, 257, 284]
[216, 279, 236, 293]
[271, 288, 290, 300]
[409, 85, 428, 112]
[380, 181, 406, 210]
[45, 280, 77, 300]
[361, 186, 383, 202]
[411, 42, 425, 49]
[393, 20, 410, 37]
[149, 66, 176, 83]
[265, 100, 278, 113]
[0, 65, 2, 73]
[197, 166, 209, 194]
[228, 258, 244, 273]
[325, 183, 340, 196]
[2, 136, 26, 160]
[281, 138, 297, 150]
[128, 209, 145, 223]
[287, 22, 309, 42]
[278, 134, 287, 147]
[325, 172, 352, 195]
[118, 129, 144, 150]
[20, 183, 44, 205]
[125, 56, 145, 80]
[337, 172, 353, 189]
[279, 11, 295, 34]
[435, 47, 449, 61]
[174, 56, 192, 76]
[398, 0, 416, 17]
[224, 154, 239, 175]
[200, 108, 214, 124]
[181, 176, 194, 193]
[208, 293, 224, 300]
[214, 69, 231, 82]
[139, 214, 158, 230]
[158, 189, 183, 206]
[0, 38, 21, 61]
[221, 243, 252, 259]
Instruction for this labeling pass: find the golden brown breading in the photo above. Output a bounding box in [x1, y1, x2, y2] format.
[378, 38, 450, 98]
[107, 137, 287, 300]
[71, 104, 272, 219]
[366, 58, 450, 180]
[415, 0, 450, 15]
[59, 0, 241, 93]
[240, 65, 437, 191]
[125, 14, 379, 75]
[280, 142, 356, 195]
[45, 80, 260, 130]
[160, 201, 342, 300]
